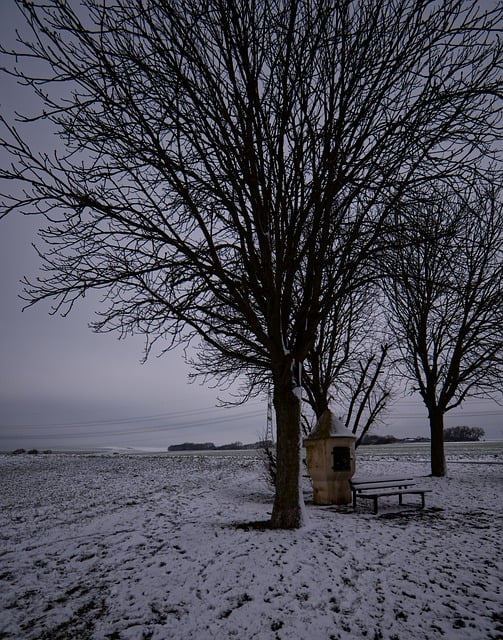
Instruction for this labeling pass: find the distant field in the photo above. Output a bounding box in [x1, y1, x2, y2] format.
[161, 440, 503, 461]
[166, 440, 503, 462]
[357, 440, 503, 460]
[161, 440, 503, 462]
[2, 440, 502, 460]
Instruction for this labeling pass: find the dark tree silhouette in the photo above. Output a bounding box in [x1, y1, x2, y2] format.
[302, 285, 393, 443]
[444, 426, 485, 442]
[1, 0, 501, 526]
[382, 180, 502, 476]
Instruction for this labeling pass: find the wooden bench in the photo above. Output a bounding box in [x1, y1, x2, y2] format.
[351, 476, 432, 515]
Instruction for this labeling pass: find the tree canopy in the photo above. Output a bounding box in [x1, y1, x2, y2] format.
[382, 180, 502, 475]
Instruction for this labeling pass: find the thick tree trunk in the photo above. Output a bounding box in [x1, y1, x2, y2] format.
[270, 378, 306, 529]
[429, 408, 447, 477]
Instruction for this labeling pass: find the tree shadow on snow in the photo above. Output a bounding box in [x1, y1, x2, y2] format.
[378, 506, 444, 522]
[232, 519, 274, 531]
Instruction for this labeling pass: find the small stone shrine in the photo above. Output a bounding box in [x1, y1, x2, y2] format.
[304, 409, 356, 505]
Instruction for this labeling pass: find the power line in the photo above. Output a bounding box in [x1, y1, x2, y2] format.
[387, 410, 503, 419]
[0, 402, 264, 431]
[4, 412, 266, 440]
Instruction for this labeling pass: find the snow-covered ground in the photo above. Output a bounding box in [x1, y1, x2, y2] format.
[0, 451, 501, 640]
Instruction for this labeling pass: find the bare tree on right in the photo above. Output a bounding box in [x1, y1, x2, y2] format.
[382, 181, 502, 476]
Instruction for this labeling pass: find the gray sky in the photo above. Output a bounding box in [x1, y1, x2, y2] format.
[0, 209, 267, 450]
[0, 1, 501, 451]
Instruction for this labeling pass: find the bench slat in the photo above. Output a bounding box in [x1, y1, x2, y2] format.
[351, 476, 414, 485]
[356, 488, 431, 498]
[352, 480, 416, 491]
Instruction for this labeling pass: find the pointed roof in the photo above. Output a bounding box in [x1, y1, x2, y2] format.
[306, 409, 355, 440]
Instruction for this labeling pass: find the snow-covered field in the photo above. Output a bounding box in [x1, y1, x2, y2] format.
[0, 451, 501, 640]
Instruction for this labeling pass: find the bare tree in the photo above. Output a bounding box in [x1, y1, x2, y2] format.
[1, 0, 501, 526]
[262, 289, 393, 487]
[382, 180, 502, 476]
[302, 284, 393, 443]
[191, 200, 394, 442]
[342, 343, 393, 447]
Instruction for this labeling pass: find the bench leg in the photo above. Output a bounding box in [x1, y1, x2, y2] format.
[421, 492, 425, 509]
[353, 491, 357, 510]
[373, 496, 379, 515]
[399, 493, 403, 505]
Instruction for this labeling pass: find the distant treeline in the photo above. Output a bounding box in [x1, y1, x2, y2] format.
[11, 449, 53, 455]
[361, 426, 484, 445]
[360, 435, 430, 445]
[168, 440, 274, 452]
[444, 426, 484, 442]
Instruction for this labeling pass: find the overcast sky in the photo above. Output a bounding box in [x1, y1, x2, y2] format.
[0, 1, 501, 452]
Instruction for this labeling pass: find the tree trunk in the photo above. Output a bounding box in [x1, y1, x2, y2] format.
[429, 408, 447, 477]
[270, 376, 306, 529]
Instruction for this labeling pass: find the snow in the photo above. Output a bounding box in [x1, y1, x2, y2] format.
[292, 386, 303, 401]
[1, 451, 501, 640]
[306, 409, 355, 439]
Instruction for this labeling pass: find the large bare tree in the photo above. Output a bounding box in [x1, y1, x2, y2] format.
[382, 180, 502, 476]
[1, 0, 501, 527]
